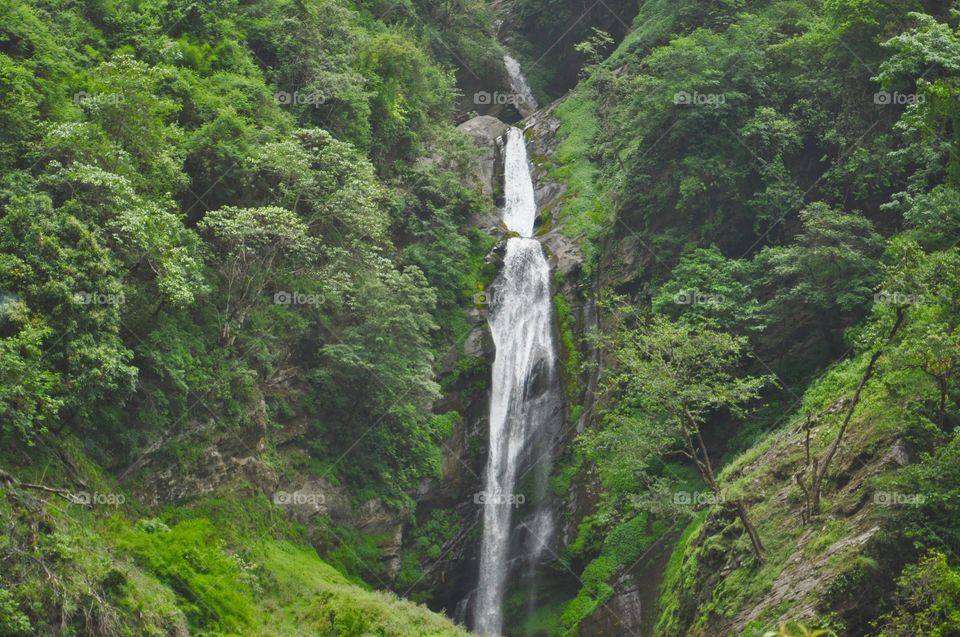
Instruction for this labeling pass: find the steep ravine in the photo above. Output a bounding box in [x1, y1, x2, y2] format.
[413, 91, 619, 634]
[113, 45, 659, 637]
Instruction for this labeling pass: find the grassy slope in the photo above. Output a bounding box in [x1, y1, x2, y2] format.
[0, 442, 471, 637]
[539, 2, 951, 635]
[549, 92, 608, 275]
[655, 351, 919, 636]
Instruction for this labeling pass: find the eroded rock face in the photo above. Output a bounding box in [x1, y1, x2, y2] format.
[580, 532, 677, 637]
[525, 104, 566, 207]
[145, 448, 278, 505]
[416, 357, 491, 609]
[579, 569, 644, 637]
[560, 465, 601, 548]
[463, 323, 495, 359]
[542, 229, 585, 277]
[131, 398, 277, 506]
[273, 477, 409, 579]
[124, 393, 410, 579]
[353, 499, 408, 579]
[276, 477, 353, 523]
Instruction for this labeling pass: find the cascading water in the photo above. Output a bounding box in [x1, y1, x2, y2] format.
[504, 54, 538, 118]
[474, 126, 561, 637]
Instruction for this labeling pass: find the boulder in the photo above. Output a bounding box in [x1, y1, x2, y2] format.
[457, 115, 510, 198]
[541, 227, 584, 277]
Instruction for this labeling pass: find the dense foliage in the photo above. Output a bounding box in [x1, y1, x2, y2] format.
[3, 0, 960, 635]
[549, 0, 960, 635]
[0, 0, 502, 632]
[0, 0, 499, 501]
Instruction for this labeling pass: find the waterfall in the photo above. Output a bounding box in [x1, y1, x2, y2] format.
[474, 127, 561, 637]
[503, 54, 538, 118]
[501, 128, 538, 237]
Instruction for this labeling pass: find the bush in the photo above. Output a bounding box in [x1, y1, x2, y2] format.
[873, 551, 960, 636]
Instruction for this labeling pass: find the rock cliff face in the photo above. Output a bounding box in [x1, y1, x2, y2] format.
[126, 398, 276, 505]
[122, 393, 412, 580]
[525, 102, 659, 636]
[580, 569, 645, 637]
[579, 533, 677, 637]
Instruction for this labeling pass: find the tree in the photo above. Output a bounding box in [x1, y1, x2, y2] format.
[759, 203, 883, 357]
[652, 245, 766, 335]
[882, 240, 960, 431]
[610, 314, 770, 562]
[794, 305, 904, 522]
[0, 193, 137, 434]
[903, 185, 960, 250]
[873, 550, 960, 637]
[198, 205, 316, 347]
[359, 28, 456, 168]
[794, 238, 922, 522]
[574, 28, 614, 73]
[309, 264, 441, 500]
[877, 12, 960, 187]
[0, 308, 63, 442]
[75, 54, 185, 195]
[42, 161, 205, 308]
[241, 128, 391, 261]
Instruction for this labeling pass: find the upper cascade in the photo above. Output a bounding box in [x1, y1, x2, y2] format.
[504, 54, 538, 118]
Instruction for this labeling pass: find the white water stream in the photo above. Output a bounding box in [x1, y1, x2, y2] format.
[474, 127, 560, 636]
[504, 54, 538, 118]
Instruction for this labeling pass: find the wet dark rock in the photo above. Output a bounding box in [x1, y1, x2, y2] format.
[579, 570, 644, 637]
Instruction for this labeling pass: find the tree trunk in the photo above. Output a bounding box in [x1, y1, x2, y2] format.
[682, 409, 765, 563]
[734, 500, 766, 563]
[809, 307, 905, 515]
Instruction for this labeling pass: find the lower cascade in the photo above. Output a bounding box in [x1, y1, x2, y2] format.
[474, 127, 562, 636]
